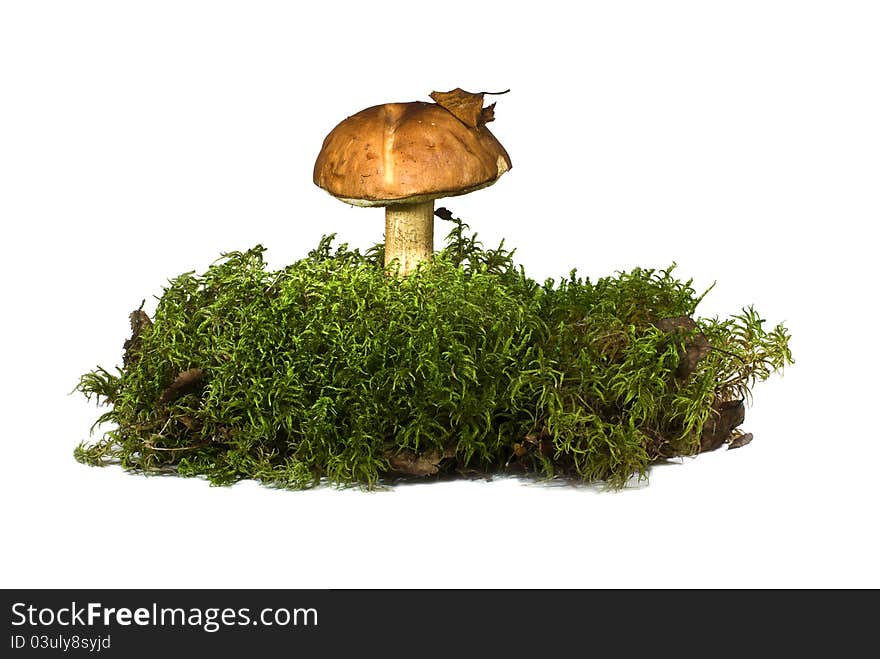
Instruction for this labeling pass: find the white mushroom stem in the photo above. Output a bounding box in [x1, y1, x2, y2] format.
[384, 200, 434, 275]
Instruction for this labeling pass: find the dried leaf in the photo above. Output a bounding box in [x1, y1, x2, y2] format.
[479, 102, 496, 125]
[430, 89, 508, 128]
[430, 88, 484, 128]
[385, 446, 455, 477]
[177, 414, 199, 431]
[434, 206, 454, 222]
[728, 432, 754, 450]
[160, 368, 206, 403]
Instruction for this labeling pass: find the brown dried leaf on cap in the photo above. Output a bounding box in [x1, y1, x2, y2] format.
[430, 88, 508, 128]
[430, 88, 484, 127]
[479, 102, 496, 126]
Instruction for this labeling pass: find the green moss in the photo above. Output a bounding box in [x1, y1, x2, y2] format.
[75, 214, 793, 489]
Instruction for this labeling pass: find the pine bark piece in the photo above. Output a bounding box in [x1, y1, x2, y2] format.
[700, 399, 745, 452]
[655, 316, 712, 378]
[123, 309, 152, 366]
[160, 368, 206, 404]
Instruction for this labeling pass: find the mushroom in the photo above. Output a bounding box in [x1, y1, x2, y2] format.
[313, 89, 512, 275]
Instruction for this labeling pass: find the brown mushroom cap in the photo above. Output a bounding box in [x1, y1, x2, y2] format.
[313, 101, 511, 207]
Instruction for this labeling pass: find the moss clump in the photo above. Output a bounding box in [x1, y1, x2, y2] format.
[75, 212, 792, 489]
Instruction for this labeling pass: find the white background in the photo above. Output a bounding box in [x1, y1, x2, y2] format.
[1, 1, 877, 588]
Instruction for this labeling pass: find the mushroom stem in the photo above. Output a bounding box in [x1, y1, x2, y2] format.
[384, 200, 434, 275]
